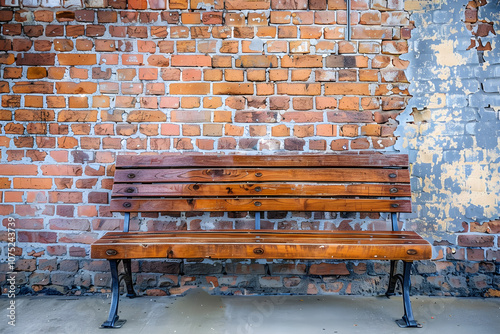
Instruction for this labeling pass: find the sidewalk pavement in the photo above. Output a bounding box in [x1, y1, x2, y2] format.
[1, 289, 499, 334]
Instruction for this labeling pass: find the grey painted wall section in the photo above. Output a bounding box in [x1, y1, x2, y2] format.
[396, 0, 499, 268]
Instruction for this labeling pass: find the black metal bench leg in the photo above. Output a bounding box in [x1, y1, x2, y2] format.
[386, 260, 398, 296]
[395, 261, 421, 328]
[100, 259, 127, 329]
[122, 259, 137, 298]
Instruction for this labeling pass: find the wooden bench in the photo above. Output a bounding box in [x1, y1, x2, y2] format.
[91, 153, 432, 329]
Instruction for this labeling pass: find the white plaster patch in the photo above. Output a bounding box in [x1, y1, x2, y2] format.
[431, 40, 467, 67]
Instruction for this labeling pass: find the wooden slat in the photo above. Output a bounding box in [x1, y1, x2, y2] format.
[90, 230, 432, 260]
[112, 183, 412, 198]
[110, 198, 411, 212]
[116, 154, 409, 168]
[114, 168, 409, 183]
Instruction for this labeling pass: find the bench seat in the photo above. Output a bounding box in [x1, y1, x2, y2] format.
[92, 230, 431, 261]
[91, 153, 432, 329]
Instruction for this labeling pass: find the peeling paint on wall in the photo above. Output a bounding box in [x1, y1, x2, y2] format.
[396, 0, 500, 295]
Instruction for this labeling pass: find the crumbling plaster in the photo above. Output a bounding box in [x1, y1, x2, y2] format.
[396, 0, 500, 245]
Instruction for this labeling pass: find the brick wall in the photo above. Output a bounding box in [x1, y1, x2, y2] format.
[0, 0, 498, 297]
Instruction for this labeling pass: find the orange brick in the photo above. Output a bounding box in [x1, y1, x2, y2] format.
[324, 83, 370, 96]
[316, 124, 337, 136]
[127, 110, 167, 122]
[15, 109, 55, 122]
[41, 165, 82, 176]
[4, 191, 22, 202]
[0, 164, 38, 175]
[340, 124, 359, 137]
[56, 82, 97, 94]
[92, 95, 110, 108]
[294, 125, 314, 137]
[182, 69, 202, 81]
[269, 69, 288, 81]
[203, 69, 223, 81]
[68, 96, 88, 108]
[171, 55, 211, 67]
[69, 68, 88, 79]
[24, 96, 43, 108]
[46, 96, 66, 108]
[58, 110, 98, 122]
[203, 96, 222, 109]
[339, 96, 360, 110]
[58, 54, 96, 65]
[256, 26, 276, 38]
[182, 124, 201, 136]
[256, 83, 274, 95]
[236, 55, 278, 68]
[213, 110, 232, 122]
[281, 55, 322, 68]
[26, 67, 48, 79]
[13, 82, 53, 94]
[181, 97, 200, 109]
[181, 12, 201, 24]
[271, 124, 289, 137]
[13, 178, 52, 189]
[291, 69, 311, 81]
[170, 83, 210, 95]
[196, 139, 214, 150]
[225, 69, 244, 81]
[58, 136, 79, 149]
[213, 83, 254, 95]
[277, 83, 320, 96]
[281, 111, 323, 122]
[225, 124, 244, 136]
[267, 40, 288, 53]
[247, 69, 266, 81]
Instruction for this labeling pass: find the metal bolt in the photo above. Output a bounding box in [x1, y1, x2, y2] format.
[255, 172, 263, 177]
[123, 202, 132, 208]
[390, 187, 398, 193]
[127, 173, 136, 179]
[253, 248, 264, 255]
[126, 187, 135, 193]
[255, 187, 262, 192]
[254, 201, 262, 207]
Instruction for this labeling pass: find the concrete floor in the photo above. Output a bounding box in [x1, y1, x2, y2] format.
[1, 289, 499, 334]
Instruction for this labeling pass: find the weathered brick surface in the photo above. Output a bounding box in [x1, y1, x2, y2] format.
[0, 0, 497, 298]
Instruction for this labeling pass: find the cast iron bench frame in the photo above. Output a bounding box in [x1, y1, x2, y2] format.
[91, 153, 432, 329]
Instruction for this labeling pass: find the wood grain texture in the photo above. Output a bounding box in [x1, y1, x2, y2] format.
[116, 153, 409, 168]
[91, 230, 432, 260]
[114, 168, 409, 183]
[110, 198, 411, 212]
[112, 183, 412, 198]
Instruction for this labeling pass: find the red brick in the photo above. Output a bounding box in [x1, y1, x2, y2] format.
[457, 235, 494, 247]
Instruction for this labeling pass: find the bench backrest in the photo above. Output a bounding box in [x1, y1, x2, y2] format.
[111, 154, 411, 214]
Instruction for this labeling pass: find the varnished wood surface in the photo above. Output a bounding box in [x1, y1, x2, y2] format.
[112, 183, 411, 198]
[91, 230, 432, 261]
[116, 154, 409, 168]
[110, 198, 411, 212]
[114, 168, 409, 183]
